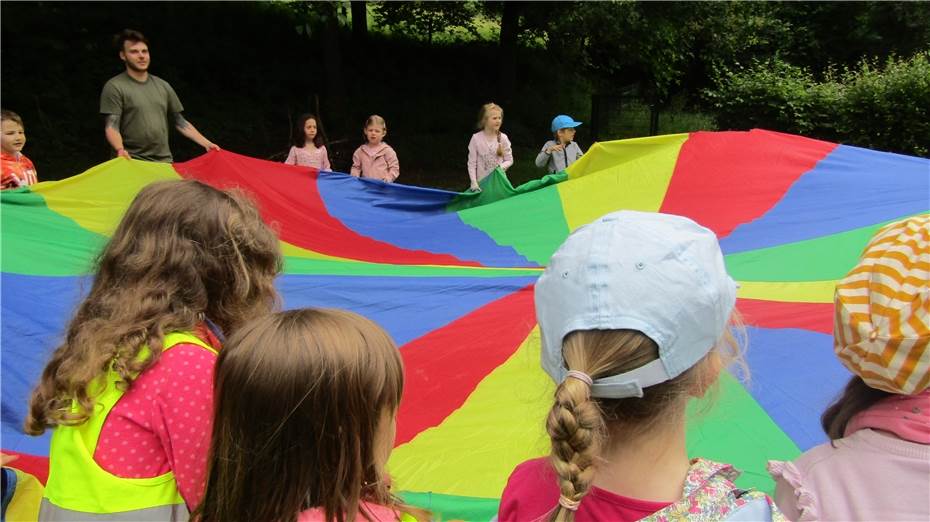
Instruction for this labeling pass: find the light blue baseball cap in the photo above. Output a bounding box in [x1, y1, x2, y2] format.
[551, 114, 582, 133]
[535, 210, 737, 399]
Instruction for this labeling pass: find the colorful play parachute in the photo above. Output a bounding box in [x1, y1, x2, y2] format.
[2, 130, 928, 520]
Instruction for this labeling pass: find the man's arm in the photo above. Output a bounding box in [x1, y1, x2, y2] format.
[104, 115, 131, 159]
[173, 113, 219, 152]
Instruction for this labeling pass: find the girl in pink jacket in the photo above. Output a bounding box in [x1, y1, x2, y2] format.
[350, 115, 399, 182]
[467, 102, 513, 192]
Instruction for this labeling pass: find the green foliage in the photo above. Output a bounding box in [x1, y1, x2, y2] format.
[372, 1, 479, 43]
[538, 1, 930, 109]
[561, 1, 707, 100]
[705, 60, 822, 136]
[763, 2, 930, 72]
[842, 54, 930, 156]
[707, 53, 930, 156]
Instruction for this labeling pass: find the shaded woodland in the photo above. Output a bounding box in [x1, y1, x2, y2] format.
[2, 1, 927, 188]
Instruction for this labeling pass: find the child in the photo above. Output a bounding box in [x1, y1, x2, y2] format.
[27, 179, 282, 520]
[1, 109, 38, 190]
[535, 115, 584, 173]
[769, 215, 929, 521]
[284, 113, 331, 171]
[351, 115, 399, 182]
[499, 210, 785, 522]
[195, 308, 427, 522]
[467, 103, 513, 192]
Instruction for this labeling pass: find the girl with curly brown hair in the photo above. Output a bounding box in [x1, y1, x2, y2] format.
[26, 179, 282, 521]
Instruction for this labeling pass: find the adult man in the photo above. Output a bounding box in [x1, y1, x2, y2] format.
[100, 29, 218, 162]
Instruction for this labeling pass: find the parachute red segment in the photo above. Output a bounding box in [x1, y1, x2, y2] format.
[661, 130, 837, 238]
[396, 285, 536, 445]
[175, 151, 481, 267]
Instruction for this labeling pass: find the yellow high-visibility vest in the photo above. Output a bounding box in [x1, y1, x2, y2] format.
[41, 332, 217, 521]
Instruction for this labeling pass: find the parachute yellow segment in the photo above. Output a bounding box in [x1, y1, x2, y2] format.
[559, 134, 688, 231]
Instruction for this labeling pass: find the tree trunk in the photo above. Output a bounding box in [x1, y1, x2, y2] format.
[321, 2, 348, 135]
[590, 94, 602, 143]
[498, 2, 520, 105]
[350, 1, 367, 44]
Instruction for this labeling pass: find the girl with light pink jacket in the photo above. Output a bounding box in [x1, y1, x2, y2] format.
[350, 115, 399, 182]
[466, 103, 513, 192]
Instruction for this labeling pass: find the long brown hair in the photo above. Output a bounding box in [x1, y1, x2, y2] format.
[821, 375, 894, 441]
[195, 308, 426, 522]
[546, 325, 744, 522]
[25, 179, 282, 434]
[295, 112, 325, 148]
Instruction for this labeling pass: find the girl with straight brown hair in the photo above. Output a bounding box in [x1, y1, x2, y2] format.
[27, 179, 282, 520]
[195, 308, 429, 522]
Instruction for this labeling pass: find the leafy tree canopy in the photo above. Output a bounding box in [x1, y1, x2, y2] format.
[373, 1, 479, 44]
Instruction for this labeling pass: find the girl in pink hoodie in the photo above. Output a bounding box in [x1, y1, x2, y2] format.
[466, 102, 513, 192]
[350, 115, 399, 182]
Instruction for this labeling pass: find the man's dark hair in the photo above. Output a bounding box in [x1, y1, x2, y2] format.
[113, 29, 148, 52]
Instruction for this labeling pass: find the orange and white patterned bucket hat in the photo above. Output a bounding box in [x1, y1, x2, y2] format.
[834, 215, 930, 395]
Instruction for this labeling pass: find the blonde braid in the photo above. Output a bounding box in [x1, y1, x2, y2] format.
[545, 377, 604, 522]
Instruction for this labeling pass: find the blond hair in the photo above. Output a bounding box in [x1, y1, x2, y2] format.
[363, 114, 387, 137]
[476, 103, 505, 157]
[545, 320, 746, 522]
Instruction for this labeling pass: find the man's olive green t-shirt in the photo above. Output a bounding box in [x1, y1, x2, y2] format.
[100, 72, 184, 163]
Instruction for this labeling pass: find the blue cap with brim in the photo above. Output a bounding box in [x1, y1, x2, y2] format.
[535, 210, 737, 399]
[551, 115, 583, 133]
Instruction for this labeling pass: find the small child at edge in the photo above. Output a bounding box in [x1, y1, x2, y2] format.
[1, 110, 38, 190]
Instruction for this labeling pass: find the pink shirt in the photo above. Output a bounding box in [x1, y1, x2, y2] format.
[350, 143, 399, 182]
[297, 501, 399, 521]
[92, 326, 221, 510]
[769, 429, 930, 521]
[499, 458, 672, 522]
[467, 131, 513, 184]
[847, 390, 930, 444]
[285, 145, 331, 171]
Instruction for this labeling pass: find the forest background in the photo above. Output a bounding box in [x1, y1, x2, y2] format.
[2, 1, 928, 190]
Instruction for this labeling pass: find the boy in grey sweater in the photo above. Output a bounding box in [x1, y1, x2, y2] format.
[535, 114, 584, 173]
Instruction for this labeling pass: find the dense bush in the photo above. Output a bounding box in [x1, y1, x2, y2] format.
[707, 53, 930, 156]
[842, 54, 930, 156]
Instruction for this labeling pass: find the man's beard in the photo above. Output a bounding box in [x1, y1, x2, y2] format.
[126, 60, 148, 73]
